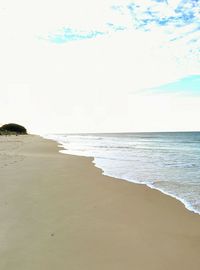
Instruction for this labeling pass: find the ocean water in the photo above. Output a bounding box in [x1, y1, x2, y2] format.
[45, 132, 200, 215]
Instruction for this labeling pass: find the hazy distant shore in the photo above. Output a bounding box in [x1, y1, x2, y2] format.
[0, 135, 200, 269]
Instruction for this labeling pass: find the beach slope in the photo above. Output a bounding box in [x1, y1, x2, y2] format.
[0, 135, 200, 270]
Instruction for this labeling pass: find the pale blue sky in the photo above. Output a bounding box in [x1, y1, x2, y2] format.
[145, 75, 200, 95]
[0, 0, 199, 133]
[43, 0, 200, 96]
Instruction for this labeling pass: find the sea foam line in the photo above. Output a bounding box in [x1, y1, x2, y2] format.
[43, 134, 200, 216]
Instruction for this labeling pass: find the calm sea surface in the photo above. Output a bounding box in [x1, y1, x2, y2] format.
[45, 132, 200, 214]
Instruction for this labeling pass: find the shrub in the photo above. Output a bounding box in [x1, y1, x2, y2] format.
[0, 123, 27, 135]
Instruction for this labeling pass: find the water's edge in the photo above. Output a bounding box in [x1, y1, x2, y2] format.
[44, 135, 200, 216]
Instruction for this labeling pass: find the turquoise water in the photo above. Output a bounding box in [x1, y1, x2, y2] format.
[46, 132, 200, 214]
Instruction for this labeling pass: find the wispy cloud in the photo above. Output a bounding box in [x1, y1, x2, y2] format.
[126, 0, 199, 29]
[43, 0, 200, 60]
[0, 0, 199, 132]
[41, 28, 105, 43]
[40, 0, 199, 95]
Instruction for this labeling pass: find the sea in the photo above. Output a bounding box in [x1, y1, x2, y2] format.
[45, 132, 200, 215]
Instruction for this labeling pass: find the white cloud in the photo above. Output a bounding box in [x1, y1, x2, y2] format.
[0, 0, 199, 133]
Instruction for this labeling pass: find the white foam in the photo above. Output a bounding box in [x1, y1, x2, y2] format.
[43, 133, 200, 216]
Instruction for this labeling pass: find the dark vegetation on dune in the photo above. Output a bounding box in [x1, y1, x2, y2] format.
[0, 123, 27, 135]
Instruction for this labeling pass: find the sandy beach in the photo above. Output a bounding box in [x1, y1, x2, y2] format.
[0, 135, 200, 270]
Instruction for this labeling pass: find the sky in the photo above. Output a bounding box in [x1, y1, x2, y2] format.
[0, 0, 199, 134]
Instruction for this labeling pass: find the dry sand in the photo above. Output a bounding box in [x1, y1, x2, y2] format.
[0, 135, 200, 270]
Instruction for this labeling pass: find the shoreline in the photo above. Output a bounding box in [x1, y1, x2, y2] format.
[54, 138, 200, 216]
[0, 134, 200, 269]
